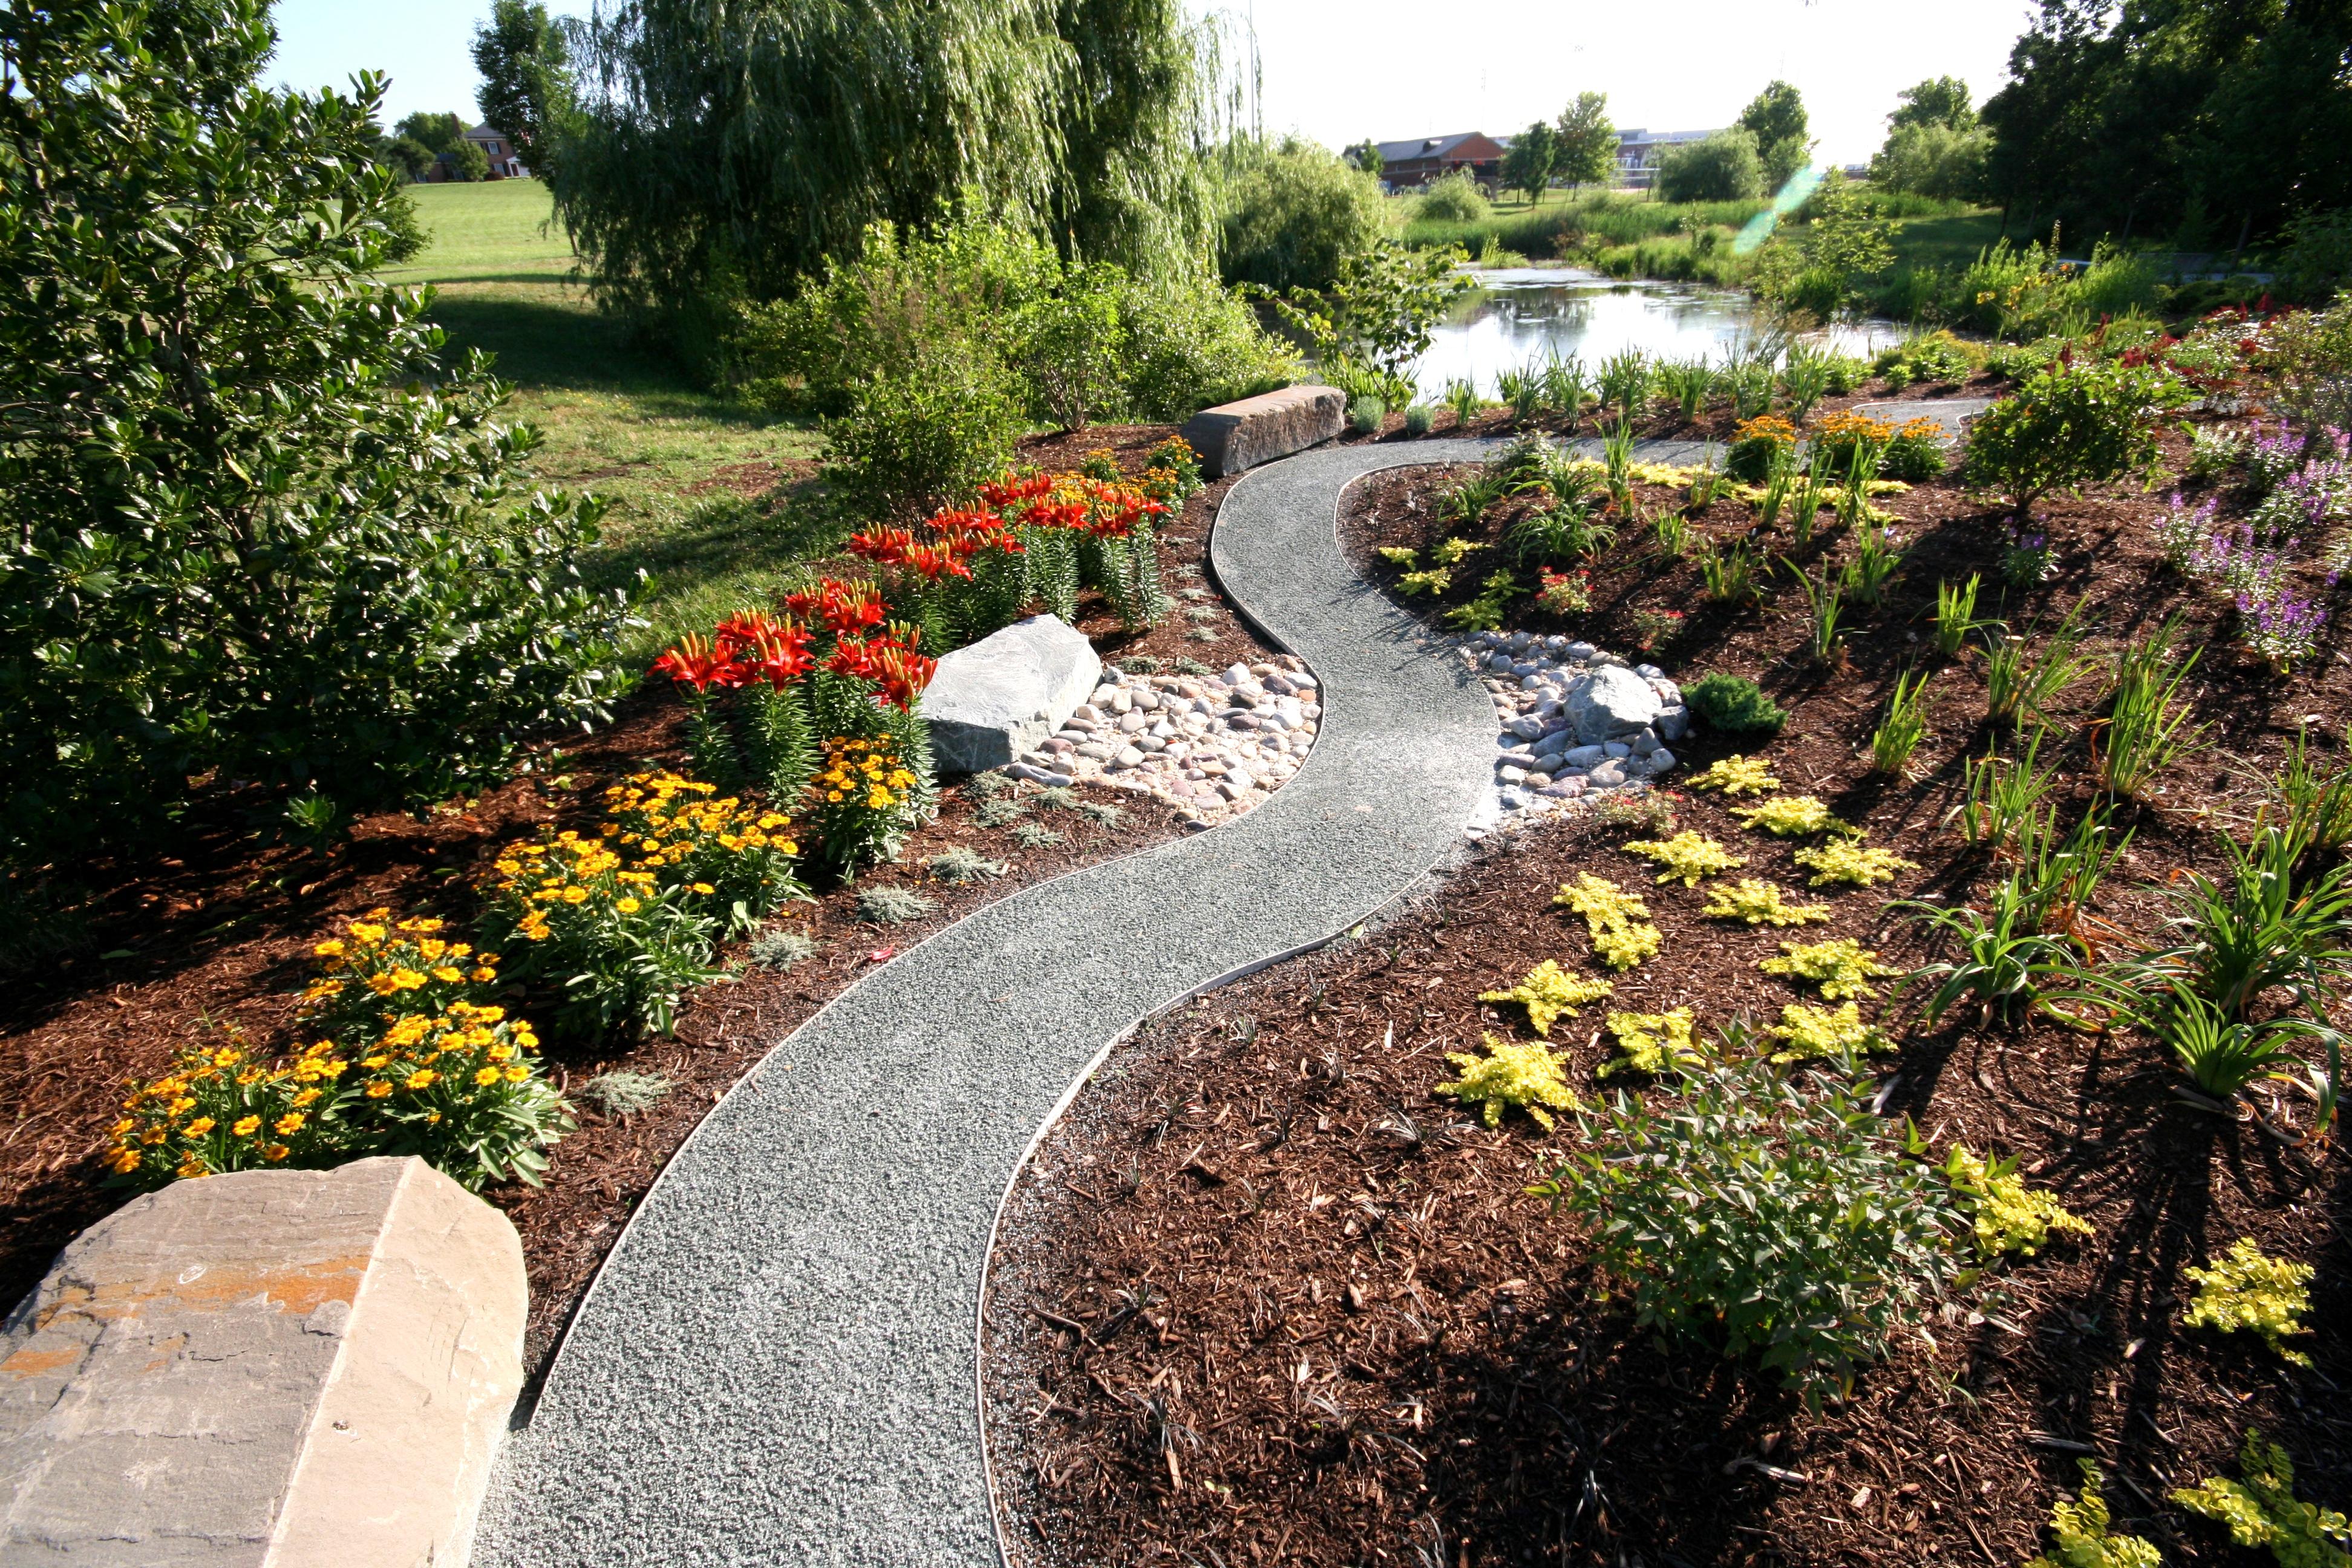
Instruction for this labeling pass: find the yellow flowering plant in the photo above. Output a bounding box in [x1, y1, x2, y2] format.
[300, 907, 498, 1044]
[108, 1034, 343, 1185]
[809, 736, 921, 875]
[1480, 959, 1612, 1037]
[336, 1000, 573, 1189]
[599, 771, 804, 936]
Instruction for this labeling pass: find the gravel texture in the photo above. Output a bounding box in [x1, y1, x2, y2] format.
[469, 440, 1504, 1568]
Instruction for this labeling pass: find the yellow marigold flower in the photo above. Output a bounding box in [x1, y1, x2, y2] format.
[405, 1070, 436, 1089]
[261, 1143, 290, 1162]
[293, 1088, 322, 1108]
[474, 1066, 502, 1086]
[366, 1080, 393, 1098]
[168, 1096, 196, 1116]
[616, 897, 641, 913]
[495, 859, 521, 875]
[109, 1148, 142, 1174]
[349, 923, 385, 943]
[142, 1126, 168, 1145]
[313, 939, 345, 957]
[362, 1054, 391, 1069]
[274, 1113, 305, 1135]
[367, 973, 399, 996]
[470, 965, 496, 982]
[235, 1067, 262, 1086]
[183, 1116, 216, 1136]
[691, 882, 715, 895]
[487, 1043, 516, 1062]
[561, 886, 590, 904]
[505, 1065, 530, 1083]
[231, 1116, 261, 1137]
[212, 1047, 241, 1067]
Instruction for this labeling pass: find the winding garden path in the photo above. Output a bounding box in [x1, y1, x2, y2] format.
[471, 439, 1508, 1567]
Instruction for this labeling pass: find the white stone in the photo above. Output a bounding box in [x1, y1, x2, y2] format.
[921, 614, 1103, 774]
[1567, 664, 1662, 744]
[1587, 760, 1628, 788]
[1647, 747, 1678, 773]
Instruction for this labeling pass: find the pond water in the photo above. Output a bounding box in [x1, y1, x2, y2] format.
[1410, 267, 1903, 403]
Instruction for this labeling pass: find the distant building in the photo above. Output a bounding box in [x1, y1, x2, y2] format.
[1613, 127, 1720, 189]
[423, 125, 530, 182]
[1374, 131, 1508, 189]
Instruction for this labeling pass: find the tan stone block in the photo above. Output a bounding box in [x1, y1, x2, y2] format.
[1180, 384, 1345, 478]
[1, 1157, 524, 1568]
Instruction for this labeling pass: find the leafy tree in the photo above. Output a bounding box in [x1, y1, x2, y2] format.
[1218, 137, 1383, 291]
[0, 0, 629, 861]
[1737, 79, 1811, 189]
[1502, 120, 1557, 204]
[1344, 138, 1383, 176]
[1889, 75, 1975, 132]
[1658, 128, 1764, 203]
[471, 0, 573, 174]
[1255, 241, 1469, 410]
[1871, 121, 1990, 200]
[448, 137, 491, 181]
[1802, 176, 1895, 308]
[385, 134, 436, 181]
[1552, 90, 1616, 188]
[553, 0, 1222, 350]
[394, 109, 466, 156]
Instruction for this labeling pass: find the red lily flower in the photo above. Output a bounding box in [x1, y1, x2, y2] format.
[649, 632, 748, 693]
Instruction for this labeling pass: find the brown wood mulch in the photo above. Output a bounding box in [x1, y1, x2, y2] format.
[0, 423, 1270, 1383]
[981, 394, 2352, 1566]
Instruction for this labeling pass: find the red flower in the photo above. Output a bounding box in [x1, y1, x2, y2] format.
[979, 473, 1054, 509]
[649, 632, 747, 693]
[785, 579, 887, 636]
[741, 620, 814, 688]
[900, 540, 974, 581]
[846, 528, 920, 567]
[713, 609, 784, 656]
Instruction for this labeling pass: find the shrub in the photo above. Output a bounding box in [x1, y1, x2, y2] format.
[1436, 1034, 1579, 1129]
[1535, 567, 1592, 615]
[1121, 278, 1299, 420]
[0, 12, 630, 864]
[1760, 939, 1899, 1001]
[1348, 395, 1386, 434]
[1257, 239, 1471, 411]
[1443, 570, 1521, 632]
[809, 738, 925, 875]
[2182, 1239, 2316, 1365]
[1727, 416, 1797, 482]
[1625, 831, 1746, 886]
[1656, 129, 1765, 203]
[1403, 403, 1435, 436]
[1534, 1057, 1965, 1408]
[1794, 840, 1918, 888]
[2026, 1460, 2159, 1568]
[1967, 359, 2192, 514]
[1555, 874, 1663, 970]
[1415, 171, 1490, 225]
[927, 845, 1008, 884]
[301, 909, 500, 1046]
[1704, 880, 1832, 927]
[1010, 820, 1063, 848]
[1685, 674, 1788, 736]
[1941, 1145, 2092, 1259]
[1880, 419, 1949, 482]
[1733, 795, 1859, 837]
[2172, 1429, 2349, 1562]
[1599, 1008, 1704, 1078]
[1220, 137, 1387, 292]
[1690, 754, 1783, 796]
[1479, 960, 1613, 1037]
[822, 347, 1027, 520]
[1767, 1001, 1890, 1063]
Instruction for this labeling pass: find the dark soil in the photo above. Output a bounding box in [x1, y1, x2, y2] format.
[981, 395, 2352, 1566]
[0, 424, 1265, 1383]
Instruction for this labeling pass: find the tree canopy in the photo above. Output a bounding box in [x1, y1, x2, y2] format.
[395, 109, 465, 154]
[471, 0, 573, 172]
[1737, 79, 1811, 189]
[1553, 91, 1616, 188]
[1501, 121, 1557, 203]
[550, 0, 1226, 341]
[1890, 76, 1975, 132]
[1981, 0, 2352, 246]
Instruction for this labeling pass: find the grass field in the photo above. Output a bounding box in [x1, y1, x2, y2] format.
[392, 181, 826, 663]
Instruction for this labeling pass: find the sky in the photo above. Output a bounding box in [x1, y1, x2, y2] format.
[270, 0, 2031, 166]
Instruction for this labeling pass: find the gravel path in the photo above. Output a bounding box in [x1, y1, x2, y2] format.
[469, 439, 1506, 1568]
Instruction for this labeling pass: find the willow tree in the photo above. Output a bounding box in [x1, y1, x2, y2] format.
[553, 0, 1222, 341]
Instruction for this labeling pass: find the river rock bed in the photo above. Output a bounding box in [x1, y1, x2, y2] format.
[1005, 657, 1319, 827]
[1461, 627, 1684, 834]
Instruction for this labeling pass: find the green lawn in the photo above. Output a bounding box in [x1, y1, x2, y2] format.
[391, 181, 826, 662]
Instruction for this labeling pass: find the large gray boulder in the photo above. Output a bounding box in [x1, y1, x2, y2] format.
[920, 613, 1101, 774]
[1566, 664, 1664, 744]
[1180, 385, 1345, 479]
[0, 1157, 524, 1568]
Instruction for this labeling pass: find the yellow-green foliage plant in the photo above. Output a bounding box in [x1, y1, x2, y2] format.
[1688, 754, 1780, 797]
[2172, 1429, 2351, 1568]
[1397, 568, 1452, 596]
[1794, 840, 1920, 888]
[1436, 1034, 1581, 1130]
[1766, 1001, 1888, 1063]
[2184, 1238, 2316, 1366]
[1376, 545, 1419, 567]
[1431, 536, 1476, 566]
[1555, 874, 1663, 970]
[1480, 959, 1613, 1037]
[1759, 938, 1899, 1001]
[1731, 795, 1861, 838]
[1600, 1008, 1704, 1078]
[2028, 1460, 2160, 1568]
[1624, 831, 1746, 887]
[1703, 879, 1832, 927]
[1942, 1144, 2093, 1258]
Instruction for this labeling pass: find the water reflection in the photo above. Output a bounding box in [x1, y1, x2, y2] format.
[1413, 267, 1901, 402]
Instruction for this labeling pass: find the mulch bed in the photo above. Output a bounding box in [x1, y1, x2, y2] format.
[0, 422, 1270, 1383]
[981, 396, 2352, 1564]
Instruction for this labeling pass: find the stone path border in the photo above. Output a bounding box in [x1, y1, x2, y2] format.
[470, 439, 1508, 1568]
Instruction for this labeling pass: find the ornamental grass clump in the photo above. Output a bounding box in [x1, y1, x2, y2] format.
[1794, 840, 1919, 888]
[1731, 795, 1860, 838]
[855, 883, 937, 924]
[1555, 874, 1663, 970]
[1941, 1145, 2092, 1258]
[1532, 1057, 1965, 1411]
[1688, 754, 1781, 797]
[1766, 1001, 1889, 1063]
[1479, 959, 1613, 1037]
[2172, 1429, 2350, 1566]
[1760, 938, 1899, 1001]
[1436, 1034, 1581, 1131]
[1624, 831, 1746, 886]
[1704, 879, 1832, 927]
[2183, 1238, 2316, 1365]
[2027, 1461, 2159, 1568]
[1599, 1009, 1704, 1078]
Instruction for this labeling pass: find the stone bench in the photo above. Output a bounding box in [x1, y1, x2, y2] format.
[1179, 384, 1345, 479]
[1, 1157, 526, 1567]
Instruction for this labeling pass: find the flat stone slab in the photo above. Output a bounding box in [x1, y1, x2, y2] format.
[920, 613, 1100, 774]
[1179, 384, 1345, 479]
[1852, 397, 1994, 444]
[1, 1156, 525, 1568]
